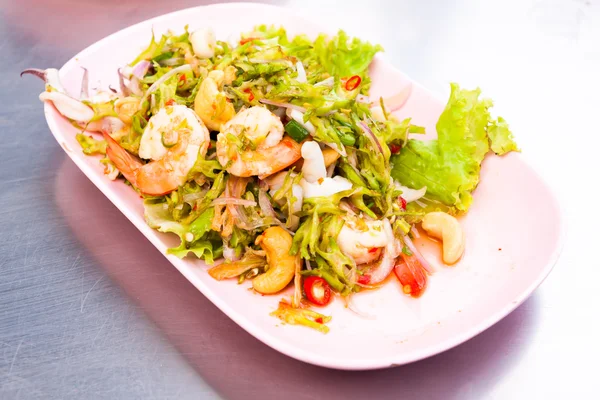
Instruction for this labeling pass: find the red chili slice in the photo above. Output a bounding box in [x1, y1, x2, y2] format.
[303, 276, 332, 306]
[243, 88, 255, 102]
[345, 75, 361, 91]
[399, 196, 407, 211]
[390, 144, 401, 154]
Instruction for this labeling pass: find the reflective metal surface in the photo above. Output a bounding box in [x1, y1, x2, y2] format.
[1, 0, 598, 398]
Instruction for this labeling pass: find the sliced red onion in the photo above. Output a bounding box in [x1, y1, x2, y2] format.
[141, 64, 192, 106]
[295, 61, 307, 83]
[346, 150, 358, 168]
[359, 121, 384, 155]
[129, 76, 144, 96]
[403, 234, 435, 274]
[132, 60, 151, 79]
[258, 189, 277, 219]
[259, 98, 307, 112]
[411, 226, 420, 239]
[305, 259, 312, 271]
[211, 197, 257, 207]
[339, 200, 360, 215]
[117, 68, 132, 96]
[80, 67, 89, 99]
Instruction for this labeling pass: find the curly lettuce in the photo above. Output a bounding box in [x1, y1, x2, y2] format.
[314, 30, 383, 77]
[391, 83, 518, 213]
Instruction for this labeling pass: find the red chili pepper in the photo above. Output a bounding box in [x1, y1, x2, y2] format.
[243, 88, 255, 102]
[239, 37, 257, 45]
[390, 144, 401, 154]
[303, 276, 332, 306]
[357, 275, 371, 285]
[178, 74, 186, 84]
[368, 247, 379, 254]
[315, 317, 324, 324]
[165, 98, 175, 106]
[345, 75, 361, 91]
[399, 196, 407, 211]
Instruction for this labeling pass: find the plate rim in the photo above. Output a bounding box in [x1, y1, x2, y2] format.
[42, 2, 566, 370]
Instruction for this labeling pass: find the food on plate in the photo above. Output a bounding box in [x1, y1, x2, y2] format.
[23, 25, 518, 333]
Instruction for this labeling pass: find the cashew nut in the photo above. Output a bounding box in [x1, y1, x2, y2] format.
[252, 226, 299, 294]
[114, 96, 139, 125]
[421, 212, 465, 265]
[194, 70, 235, 131]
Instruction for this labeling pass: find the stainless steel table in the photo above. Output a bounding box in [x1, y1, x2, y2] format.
[1, 0, 598, 398]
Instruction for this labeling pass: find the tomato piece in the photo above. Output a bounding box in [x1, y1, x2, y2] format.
[345, 75, 361, 91]
[357, 274, 371, 285]
[303, 276, 332, 306]
[390, 144, 401, 154]
[394, 253, 428, 298]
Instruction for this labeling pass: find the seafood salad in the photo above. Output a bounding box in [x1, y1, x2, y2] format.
[24, 25, 518, 333]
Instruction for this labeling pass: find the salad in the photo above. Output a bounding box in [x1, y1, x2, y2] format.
[24, 25, 518, 333]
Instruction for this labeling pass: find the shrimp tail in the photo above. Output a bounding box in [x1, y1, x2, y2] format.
[102, 132, 143, 186]
[257, 136, 302, 179]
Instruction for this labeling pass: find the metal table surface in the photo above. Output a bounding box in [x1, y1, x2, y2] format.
[1, 0, 598, 398]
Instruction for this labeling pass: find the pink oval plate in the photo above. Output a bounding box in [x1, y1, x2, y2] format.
[40, 3, 564, 370]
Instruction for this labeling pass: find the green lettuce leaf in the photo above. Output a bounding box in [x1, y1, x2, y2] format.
[488, 116, 519, 155]
[76, 133, 107, 155]
[144, 201, 221, 263]
[390, 83, 519, 212]
[314, 30, 383, 77]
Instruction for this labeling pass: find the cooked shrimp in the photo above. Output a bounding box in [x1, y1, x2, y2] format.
[337, 215, 389, 265]
[104, 104, 210, 195]
[216, 106, 301, 178]
[194, 70, 236, 131]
